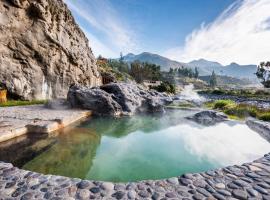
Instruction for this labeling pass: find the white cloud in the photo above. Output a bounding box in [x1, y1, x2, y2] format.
[64, 0, 138, 58]
[164, 0, 270, 65]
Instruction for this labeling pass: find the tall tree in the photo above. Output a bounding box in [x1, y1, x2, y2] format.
[194, 67, 199, 79]
[256, 61, 270, 88]
[209, 70, 217, 88]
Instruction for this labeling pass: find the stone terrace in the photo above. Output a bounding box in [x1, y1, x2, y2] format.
[0, 105, 91, 143]
[1, 154, 270, 199]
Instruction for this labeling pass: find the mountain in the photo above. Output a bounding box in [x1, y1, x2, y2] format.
[122, 52, 187, 70]
[188, 59, 223, 68]
[122, 52, 257, 80]
[222, 63, 257, 79]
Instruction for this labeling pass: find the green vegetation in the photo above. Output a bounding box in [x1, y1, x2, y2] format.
[206, 99, 270, 121]
[0, 100, 47, 107]
[97, 56, 132, 82]
[169, 66, 199, 79]
[256, 61, 270, 88]
[97, 55, 162, 83]
[259, 113, 270, 121]
[150, 81, 176, 94]
[212, 99, 235, 109]
[129, 61, 161, 83]
[167, 101, 196, 109]
[199, 88, 270, 100]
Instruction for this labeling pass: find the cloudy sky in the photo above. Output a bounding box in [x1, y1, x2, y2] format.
[65, 0, 270, 65]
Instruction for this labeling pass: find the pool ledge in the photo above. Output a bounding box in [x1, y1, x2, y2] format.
[1, 154, 270, 199]
[0, 105, 92, 143]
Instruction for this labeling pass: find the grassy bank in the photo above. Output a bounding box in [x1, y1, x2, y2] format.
[205, 99, 270, 121]
[0, 100, 47, 107]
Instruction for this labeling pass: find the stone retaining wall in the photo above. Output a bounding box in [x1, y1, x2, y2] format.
[1, 153, 270, 199]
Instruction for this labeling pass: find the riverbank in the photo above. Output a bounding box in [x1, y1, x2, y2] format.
[0, 105, 91, 143]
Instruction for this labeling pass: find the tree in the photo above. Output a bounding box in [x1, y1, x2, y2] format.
[194, 67, 199, 79]
[119, 52, 124, 63]
[209, 70, 217, 88]
[256, 62, 270, 88]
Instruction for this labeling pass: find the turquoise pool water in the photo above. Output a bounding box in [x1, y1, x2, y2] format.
[3, 109, 270, 182]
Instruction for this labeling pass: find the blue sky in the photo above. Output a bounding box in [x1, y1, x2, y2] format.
[65, 0, 270, 65]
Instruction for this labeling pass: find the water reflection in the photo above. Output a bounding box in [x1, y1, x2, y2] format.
[0, 109, 269, 182]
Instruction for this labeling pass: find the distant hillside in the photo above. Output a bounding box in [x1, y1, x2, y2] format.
[122, 52, 257, 81]
[123, 52, 187, 69]
[199, 75, 254, 87]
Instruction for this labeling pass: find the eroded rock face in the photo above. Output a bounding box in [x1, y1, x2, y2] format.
[0, 0, 101, 100]
[67, 83, 173, 116]
[187, 110, 228, 126]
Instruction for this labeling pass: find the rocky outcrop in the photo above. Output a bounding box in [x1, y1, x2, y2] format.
[0, 0, 101, 100]
[246, 119, 270, 142]
[187, 110, 228, 126]
[67, 83, 173, 116]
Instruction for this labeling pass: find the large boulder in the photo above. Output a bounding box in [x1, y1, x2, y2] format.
[67, 83, 173, 116]
[187, 110, 228, 126]
[0, 0, 101, 100]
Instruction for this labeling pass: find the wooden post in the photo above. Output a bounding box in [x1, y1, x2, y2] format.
[0, 90, 7, 103]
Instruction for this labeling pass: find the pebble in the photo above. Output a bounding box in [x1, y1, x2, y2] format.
[77, 181, 91, 189]
[215, 183, 226, 189]
[167, 177, 178, 185]
[101, 182, 114, 192]
[127, 190, 136, 199]
[232, 189, 248, 200]
[138, 190, 150, 198]
[112, 191, 125, 199]
[77, 189, 90, 199]
[165, 192, 176, 198]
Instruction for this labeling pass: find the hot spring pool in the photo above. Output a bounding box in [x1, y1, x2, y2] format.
[0, 109, 270, 182]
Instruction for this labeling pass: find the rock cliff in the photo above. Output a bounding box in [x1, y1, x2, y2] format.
[0, 0, 101, 100]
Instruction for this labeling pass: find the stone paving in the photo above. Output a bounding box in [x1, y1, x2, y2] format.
[0, 105, 91, 143]
[1, 153, 270, 199]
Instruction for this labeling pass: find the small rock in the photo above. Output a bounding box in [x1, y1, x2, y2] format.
[215, 183, 226, 189]
[90, 187, 100, 194]
[193, 193, 204, 200]
[101, 182, 114, 192]
[253, 185, 269, 195]
[77, 189, 90, 199]
[112, 191, 125, 200]
[232, 189, 248, 200]
[165, 192, 177, 198]
[179, 178, 192, 186]
[167, 177, 179, 185]
[77, 181, 91, 189]
[138, 190, 150, 198]
[127, 190, 136, 199]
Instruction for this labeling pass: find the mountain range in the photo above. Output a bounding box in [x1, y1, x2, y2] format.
[122, 52, 257, 80]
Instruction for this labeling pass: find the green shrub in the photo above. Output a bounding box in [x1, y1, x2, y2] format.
[224, 104, 258, 119]
[151, 82, 176, 94]
[259, 113, 270, 121]
[213, 100, 235, 109]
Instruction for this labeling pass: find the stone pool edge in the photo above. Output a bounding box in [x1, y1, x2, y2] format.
[1, 154, 270, 199]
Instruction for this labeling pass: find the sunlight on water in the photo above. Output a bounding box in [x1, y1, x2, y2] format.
[14, 110, 270, 182]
